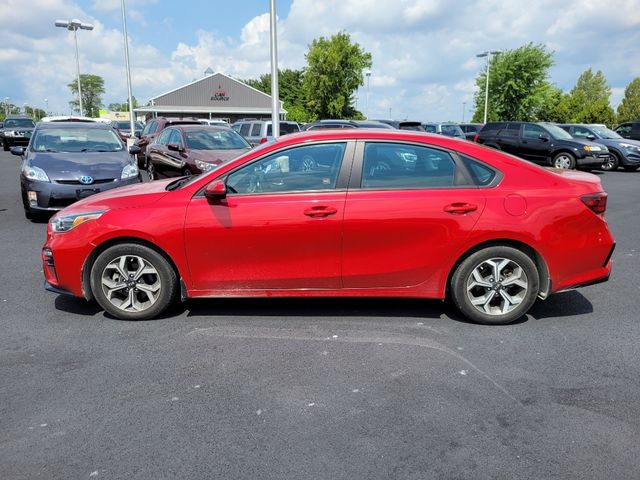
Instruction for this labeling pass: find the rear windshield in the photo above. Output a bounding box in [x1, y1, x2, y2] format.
[267, 123, 300, 136]
[32, 127, 124, 152]
[5, 119, 35, 128]
[184, 129, 250, 150]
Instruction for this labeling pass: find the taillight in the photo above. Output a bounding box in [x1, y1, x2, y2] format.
[473, 133, 480, 142]
[581, 192, 608, 215]
[260, 137, 268, 144]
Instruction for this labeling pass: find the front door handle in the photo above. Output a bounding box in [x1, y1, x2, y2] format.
[443, 202, 478, 214]
[304, 206, 338, 218]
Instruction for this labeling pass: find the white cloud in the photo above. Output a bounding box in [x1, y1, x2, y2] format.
[1, 0, 639, 120]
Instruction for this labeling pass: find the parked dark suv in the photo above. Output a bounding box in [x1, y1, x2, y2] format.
[558, 124, 640, 171]
[614, 121, 640, 141]
[1, 116, 36, 151]
[475, 122, 607, 169]
[134, 117, 201, 167]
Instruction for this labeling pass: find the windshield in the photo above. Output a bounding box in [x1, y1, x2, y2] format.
[544, 124, 574, 140]
[442, 125, 464, 136]
[31, 127, 124, 152]
[185, 129, 251, 150]
[114, 121, 143, 130]
[591, 126, 621, 139]
[5, 119, 35, 128]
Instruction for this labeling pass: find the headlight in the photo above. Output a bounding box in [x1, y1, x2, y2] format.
[583, 145, 602, 152]
[51, 210, 106, 233]
[23, 165, 50, 182]
[121, 162, 139, 179]
[620, 143, 640, 152]
[195, 159, 214, 172]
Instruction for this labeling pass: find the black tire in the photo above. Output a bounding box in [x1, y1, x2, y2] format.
[601, 152, 619, 171]
[552, 152, 576, 169]
[90, 243, 177, 320]
[623, 165, 639, 172]
[450, 246, 539, 325]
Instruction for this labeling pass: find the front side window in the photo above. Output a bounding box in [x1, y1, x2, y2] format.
[32, 127, 123, 152]
[169, 129, 184, 148]
[239, 123, 251, 136]
[227, 143, 346, 194]
[141, 121, 155, 136]
[156, 129, 173, 145]
[361, 142, 456, 189]
[522, 124, 545, 139]
[498, 123, 520, 137]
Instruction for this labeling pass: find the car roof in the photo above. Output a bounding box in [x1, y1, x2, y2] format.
[36, 121, 111, 129]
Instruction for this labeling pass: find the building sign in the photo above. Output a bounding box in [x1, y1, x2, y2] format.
[211, 85, 230, 102]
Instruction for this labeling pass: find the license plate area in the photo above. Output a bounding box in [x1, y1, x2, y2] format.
[76, 188, 100, 199]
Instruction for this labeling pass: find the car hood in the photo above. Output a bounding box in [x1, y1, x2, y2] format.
[594, 138, 640, 149]
[189, 148, 251, 165]
[556, 137, 608, 151]
[28, 151, 131, 180]
[58, 178, 174, 214]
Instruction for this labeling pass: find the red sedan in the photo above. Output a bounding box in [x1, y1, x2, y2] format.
[41, 129, 614, 325]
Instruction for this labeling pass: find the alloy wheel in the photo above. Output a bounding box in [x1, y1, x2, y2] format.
[554, 155, 572, 169]
[466, 257, 529, 316]
[100, 255, 161, 313]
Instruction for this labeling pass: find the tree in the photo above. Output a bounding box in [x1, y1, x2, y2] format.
[566, 69, 615, 125]
[243, 69, 313, 122]
[472, 43, 555, 122]
[68, 74, 105, 117]
[617, 77, 640, 122]
[108, 96, 140, 112]
[302, 31, 372, 120]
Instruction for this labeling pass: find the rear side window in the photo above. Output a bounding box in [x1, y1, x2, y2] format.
[239, 123, 251, 136]
[498, 123, 520, 137]
[480, 123, 504, 135]
[250, 123, 262, 136]
[460, 155, 498, 186]
[361, 142, 456, 189]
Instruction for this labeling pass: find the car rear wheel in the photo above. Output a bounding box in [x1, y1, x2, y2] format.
[623, 165, 639, 172]
[601, 152, 619, 171]
[552, 152, 576, 169]
[90, 243, 177, 320]
[450, 246, 539, 325]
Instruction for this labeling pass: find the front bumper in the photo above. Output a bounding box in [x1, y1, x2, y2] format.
[22, 176, 140, 212]
[619, 150, 640, 165]
[576, 152, 609, 167]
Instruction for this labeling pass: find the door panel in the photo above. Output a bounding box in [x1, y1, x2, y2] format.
[184, 192, 346, 290]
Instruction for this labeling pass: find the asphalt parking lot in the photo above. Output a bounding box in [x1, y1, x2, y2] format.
[1, 149, 639, 480]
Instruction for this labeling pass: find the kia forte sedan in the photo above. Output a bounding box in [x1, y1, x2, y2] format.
[15, 121, 141, 219]
[41, 129, 614, 325]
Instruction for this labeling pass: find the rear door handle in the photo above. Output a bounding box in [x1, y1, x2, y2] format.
[443, 202, 478, 214]
[304, 206, 338, 218]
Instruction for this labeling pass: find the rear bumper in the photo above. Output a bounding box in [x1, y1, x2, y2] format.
[552, 242, 615, 293]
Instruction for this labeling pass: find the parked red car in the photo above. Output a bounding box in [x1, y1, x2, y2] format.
[42, 129, 614, 325]
[146, 125, 251, 179]
[133, 117, 201, 167]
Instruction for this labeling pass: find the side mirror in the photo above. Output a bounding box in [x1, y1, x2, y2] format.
[128, 145, 141, 155]
[10, 146, 25, 156]
[134, 131, 141, 139]
[204, 179, 227, 201]
[586, 134, 596, 141]
[538, 133, 550, 141]
[167, 143, 183, 152]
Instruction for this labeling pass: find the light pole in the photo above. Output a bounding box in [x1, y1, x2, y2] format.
[120, 0, 136, 138]
[476, 50, 501, 124]
[365, 70, 371, 119]
[462, 101, 466, 122]
[55, 19, 94, 117]
[269, 0, 280, 138]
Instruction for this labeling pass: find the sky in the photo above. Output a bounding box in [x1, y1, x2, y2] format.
[1, 0, 639, 121]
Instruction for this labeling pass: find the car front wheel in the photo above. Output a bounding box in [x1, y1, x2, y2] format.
[601, 152, 619, 171]
[552, 152, 576, 169]
[450, 246, 539, 325]
[90, 243, 177, 320]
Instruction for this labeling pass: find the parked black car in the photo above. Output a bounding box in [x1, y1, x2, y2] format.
[1, 115, 35, 151]
[373, 120, 424, 131]
[558, 124, 640, 171]
[13, 121, 141, 219]
[475, 122, 607, 169]
[304, 119, 394, 130]
[459, 123, 484, 141]
[614, 121, 640, 141]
